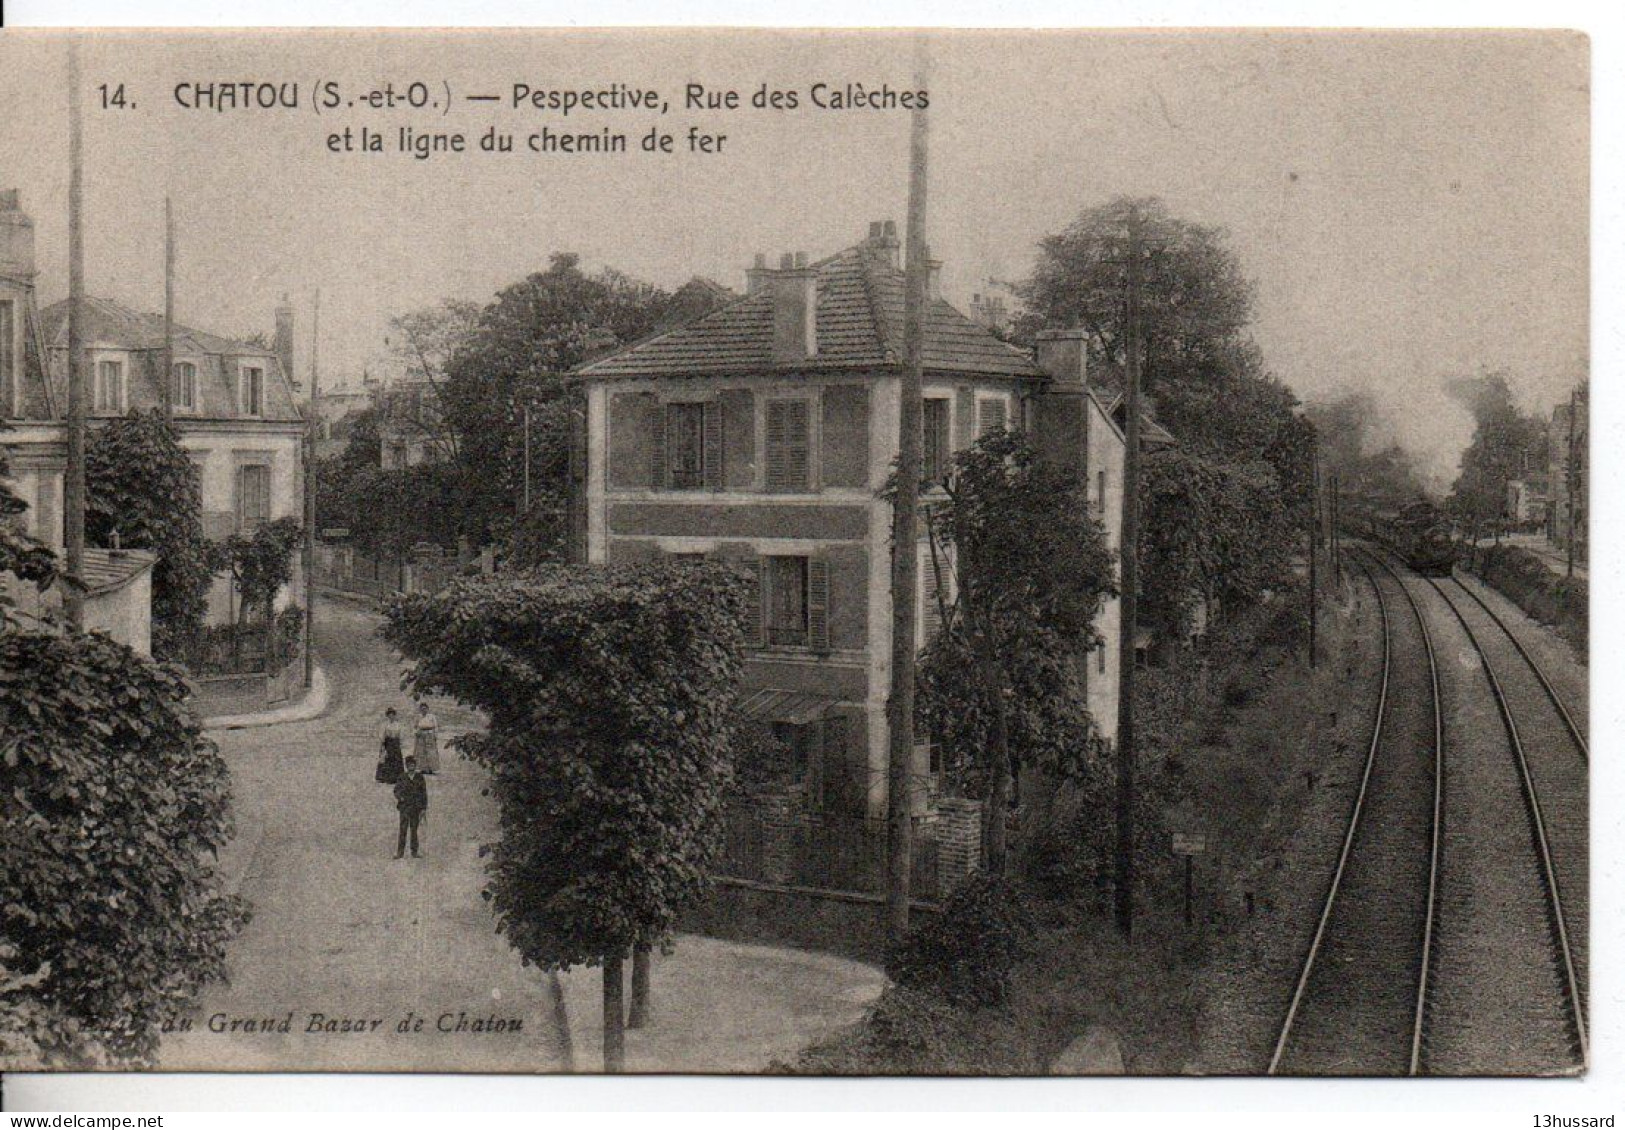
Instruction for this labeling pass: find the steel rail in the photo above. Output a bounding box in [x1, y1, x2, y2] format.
[1419, 565, 1589, 1070]
[1444, 573, 1587, 764]
[1267, 552, 1441, 1075]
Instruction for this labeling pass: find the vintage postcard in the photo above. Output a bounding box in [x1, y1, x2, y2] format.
[0, 27, 1589, 1079]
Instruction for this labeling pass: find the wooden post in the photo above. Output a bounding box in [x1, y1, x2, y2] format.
[63, 39, 86, 631]
[1113, 209, 1144, 939]
[161, 196, 174, 419]
[1308, 434, 1319, 669]
[304, 289, 320, 688]
[886, 45, 930, 939]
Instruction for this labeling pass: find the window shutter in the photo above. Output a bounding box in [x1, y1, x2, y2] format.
[978, 397, 1008, 437]
[651, 402, 669, 489]
[702, 401, 724, 490]
[745, 557, 766, 648]
[807, 557, 830, 650]
[766, 399, 810, 491]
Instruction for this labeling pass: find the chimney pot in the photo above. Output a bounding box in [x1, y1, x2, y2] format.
[754, 253, 766, 268]
[794, 251, 807, 268]
[869, 221, 884, 240]
[779, 252, 794, 270]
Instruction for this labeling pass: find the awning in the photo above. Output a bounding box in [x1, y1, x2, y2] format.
[738, 688, 839, 726]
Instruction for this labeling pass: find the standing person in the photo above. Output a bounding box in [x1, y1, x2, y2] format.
[375, 706, 405, 784]
[413, 700, 441, 775]
[393, 756, 428, 859]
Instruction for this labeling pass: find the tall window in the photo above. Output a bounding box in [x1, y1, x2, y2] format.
[94, 359, 123, 413]
[240, 365, 265, 417]
[764, 398, 811, 491]
[764, 555, 809, 647]
[665, 401, 707, 489]
[237, 464, 271, 532]
[172, 361, 197, 412]
[0, 300, 14, 415]
[922, 397, 950, 484]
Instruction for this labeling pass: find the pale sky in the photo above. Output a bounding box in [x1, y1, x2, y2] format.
[0, 29, 1588, 486]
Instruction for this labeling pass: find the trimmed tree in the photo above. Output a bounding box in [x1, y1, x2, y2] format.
[0, 622, 249, 1065]
[381, 560, 747, 1071]
[84, 411, 214, 661]
[912, 430, 1117, 873]
[216, 516, 303, 668]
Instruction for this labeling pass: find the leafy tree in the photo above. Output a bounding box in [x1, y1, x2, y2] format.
[385, 300, 481, 464]
[84, 411, 214, 661]
[912, 430, 1117, 873]
[1018, 195, 1312, 627]
[441, 254, 728, 550]
[0, 627, 249, 1065]
[0, 433, 58, 626]
[381, 560, 748, 1071]
[216, 517, 302, 666]
[1447, 369, 1547, 539]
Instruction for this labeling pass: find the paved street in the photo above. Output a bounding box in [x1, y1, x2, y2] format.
[161, 596, 883, 1073]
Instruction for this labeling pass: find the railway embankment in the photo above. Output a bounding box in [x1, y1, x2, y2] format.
[1461, 543, 1587, 656]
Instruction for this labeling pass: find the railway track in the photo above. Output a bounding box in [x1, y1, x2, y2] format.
[1382, 552, 1588, 1074]
[1268, 552, 1442, 1075]
[1420, 569, 1588, 1071]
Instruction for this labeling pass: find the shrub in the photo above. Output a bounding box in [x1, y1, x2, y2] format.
[885, 874, 1034, 1007]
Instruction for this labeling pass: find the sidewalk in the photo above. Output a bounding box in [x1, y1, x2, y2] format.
[202, 664, 331, 731]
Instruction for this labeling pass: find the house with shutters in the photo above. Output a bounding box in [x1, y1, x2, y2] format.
[579, 219, 1142, 821]
[0, 188, 305, 633]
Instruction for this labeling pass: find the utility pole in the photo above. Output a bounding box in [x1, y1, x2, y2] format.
[1331, 472, 1341, 586]
[523, 402, 532, 515]
[1566, 387, 1577, 578]
[63, 39, 86, 631]
[1114, 209, 1145, 939]
[886, 44, 930, 939]
[161, 196, 174, 419]
[1307, 433, 1319, 669]
[303, 288, 320, 688]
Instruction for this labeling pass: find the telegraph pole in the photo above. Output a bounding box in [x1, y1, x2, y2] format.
[303, 288, 320, 688]
[1566, 387, 1577, 578]
[886, 44, 930, 939]
[1114, 209, 1145, 939]
[1307, 434, 1319, 669]
[63, 39, 86, 631]
[161, 196, 174, 419]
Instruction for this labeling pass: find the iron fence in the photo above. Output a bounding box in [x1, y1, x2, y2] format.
[719, 804, 942, 899]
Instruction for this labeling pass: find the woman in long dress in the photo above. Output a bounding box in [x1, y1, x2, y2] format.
[376, 706, 405, 784]
[413, 701, 441, 774]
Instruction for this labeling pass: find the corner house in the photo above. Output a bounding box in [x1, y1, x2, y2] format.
[579, 220, 1148, 819]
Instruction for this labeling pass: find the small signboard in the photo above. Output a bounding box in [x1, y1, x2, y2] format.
[412, 541, 446, 562]
[321, 527, 351, 540]
[1172, 832, 1207, 856]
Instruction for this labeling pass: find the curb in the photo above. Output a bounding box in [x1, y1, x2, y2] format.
[203, 664, 330, 731]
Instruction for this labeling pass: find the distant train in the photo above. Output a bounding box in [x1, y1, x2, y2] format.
[1346, 498, 1460, 576]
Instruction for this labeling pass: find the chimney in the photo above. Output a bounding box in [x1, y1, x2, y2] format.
[925, 246, 943, 302]
[770, 251, 817, 363]
[745, 252, 773, 296]
[863, 219, 900, 269]
[1036, 328, 1088, 387]
[1031, 328, 1092, 488]
[273, 293, 296, 391]
[0, 190, 36, 281]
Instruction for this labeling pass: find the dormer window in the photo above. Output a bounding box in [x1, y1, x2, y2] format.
[172, 361, 197, 412]
[94, 358, 124, 414]
[240, 364, 265, 417]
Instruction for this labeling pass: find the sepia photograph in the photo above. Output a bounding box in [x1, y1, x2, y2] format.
[0, 19, 1595, 1096]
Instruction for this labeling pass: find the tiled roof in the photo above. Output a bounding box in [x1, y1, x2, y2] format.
[79, 547, 155, 595]
[40, 297, 276, 358]
[579, 243, 1043, 380]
